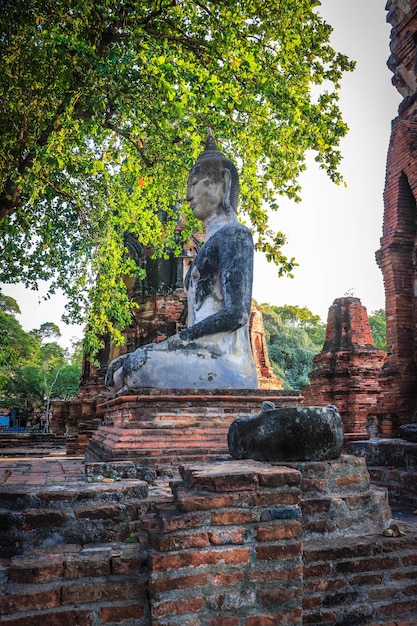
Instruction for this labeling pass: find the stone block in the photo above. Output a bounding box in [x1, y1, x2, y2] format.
[23, 509, 67, 530]
[256, 543, 302, 561]
[64, 551, 111, 579]
[255, 521, 302, 542]
[100, 604, 145, 624]
[208, 528, 247, 546]
[8, 554, 64, 583]
[151, 596, 205, 618]
[149, 530, 209, 552]
[228, 406, 343, 462]
[150, 573, 209, 594]
[0, 587, 61, 614]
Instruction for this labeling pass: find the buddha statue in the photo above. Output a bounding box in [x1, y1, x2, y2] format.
[105, 132, 258, 392]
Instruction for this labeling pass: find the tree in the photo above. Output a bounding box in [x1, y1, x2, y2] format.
[261, 303, 326, 389]
[0, 293, 40, 370]
[0, 1, 354, 354]
[368, 308, 386, 352]
[0, 291, 81, 416]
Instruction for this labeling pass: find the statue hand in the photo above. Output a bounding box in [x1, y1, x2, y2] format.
[105, 353, 128, 388]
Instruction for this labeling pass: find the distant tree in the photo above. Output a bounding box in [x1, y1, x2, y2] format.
[0, 291, 81, 416]
[30, 322, 62, 341]
[368, 309, 386, 352]
[0, 294, 40, 370]
[261, 303, 325, 390]
[0, 293, 20, 315]
[50, 364, 82, 401]
[0, 0, 354, 355]
[67, 338, 84, 368]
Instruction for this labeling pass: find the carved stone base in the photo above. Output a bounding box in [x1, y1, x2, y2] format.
[85, 389, 302, 472]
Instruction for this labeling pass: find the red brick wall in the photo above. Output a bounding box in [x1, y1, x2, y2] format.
[303, 533, 417, 626]
[376, 0, 417, 430]
[2, 461, 417, 625]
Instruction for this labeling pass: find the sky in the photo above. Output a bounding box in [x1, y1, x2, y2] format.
[253, 0, 402, 320]
[2, 0, 402, 348]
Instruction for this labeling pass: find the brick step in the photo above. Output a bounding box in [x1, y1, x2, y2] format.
[98, 425, 230, 436]
[0, 480, 149, 510]
[0, 434, 67, 449]
[123, 418, 235, 427]
[300, 487, 390, 536]
[369, 466, 417, 508]
[5, 542, 141, 585]
[0, 480, 154, 558]
[127, 452, 230, 468]
[112, 437, 227, 447]
[0, 542, 147, 623]
[89, 442, 229, 457]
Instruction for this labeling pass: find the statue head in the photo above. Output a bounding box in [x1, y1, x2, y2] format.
[188, 131, 239, 214]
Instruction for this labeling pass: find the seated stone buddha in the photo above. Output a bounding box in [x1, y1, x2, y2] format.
[105, 132, 258, 393]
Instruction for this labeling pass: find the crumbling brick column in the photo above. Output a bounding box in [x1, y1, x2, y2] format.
[147, 460, 303, 626]
[375, 0, 417, 432]
[302, 297, 385, 443]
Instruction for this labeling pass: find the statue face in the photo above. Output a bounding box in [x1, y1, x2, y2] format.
[186, 169, 225, 221]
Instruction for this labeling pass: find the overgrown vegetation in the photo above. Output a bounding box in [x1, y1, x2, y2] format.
[368, 308, 386, 352]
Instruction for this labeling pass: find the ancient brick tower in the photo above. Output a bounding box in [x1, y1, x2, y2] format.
[302, 297, 385, 443]
[375, 0, 417, 432]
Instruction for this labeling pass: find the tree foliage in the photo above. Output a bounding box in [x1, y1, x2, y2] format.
[0, 291, 81, 415]
[368, 308, 386, 352]
[262, 303, 326, 389]
[0, 0, 354, 354]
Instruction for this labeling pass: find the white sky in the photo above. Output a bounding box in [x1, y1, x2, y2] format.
[253, 0, 402, 319]
[2, 0, 402, 348]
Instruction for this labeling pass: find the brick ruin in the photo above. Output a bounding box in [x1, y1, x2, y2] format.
[375, 0, 417, 433]
[4, 458, 417, 626]
[302, 297, 386, 444]
[5, 3, 417, 625]
[303, 0, 417, 441]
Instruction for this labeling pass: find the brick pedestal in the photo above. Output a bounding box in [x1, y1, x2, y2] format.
[85, 389, 302, 472]
[148, 460, 304, 626]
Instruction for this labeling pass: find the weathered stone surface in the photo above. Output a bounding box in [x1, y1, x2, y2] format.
[399, 423, 417, 442]
[348, 437, 417, 470]
[228, 405, 344, 462]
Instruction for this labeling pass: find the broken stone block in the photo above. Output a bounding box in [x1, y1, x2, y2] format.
[228, 405, 343, 462]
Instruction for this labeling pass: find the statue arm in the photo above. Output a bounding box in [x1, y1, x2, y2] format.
[179, 225, 253, 341]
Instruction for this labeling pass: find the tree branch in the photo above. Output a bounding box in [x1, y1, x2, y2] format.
[37, 175, 79, 206]
[102, 120, 154, 168]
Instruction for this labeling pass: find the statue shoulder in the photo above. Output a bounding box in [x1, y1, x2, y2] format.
[217, 221, 253, 243]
